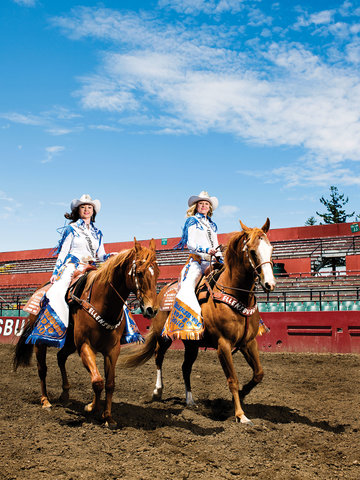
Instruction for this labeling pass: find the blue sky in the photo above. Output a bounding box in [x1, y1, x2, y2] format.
[1, 0, 360, 252]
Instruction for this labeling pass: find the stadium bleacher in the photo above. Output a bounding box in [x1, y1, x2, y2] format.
[1, 223, 360, 315]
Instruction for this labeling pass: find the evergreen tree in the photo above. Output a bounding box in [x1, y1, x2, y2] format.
[305, 216, 317, 226]
[316, 186, 354, 224]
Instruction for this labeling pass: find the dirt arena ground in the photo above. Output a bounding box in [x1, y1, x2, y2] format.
[0, 343, 359, 480]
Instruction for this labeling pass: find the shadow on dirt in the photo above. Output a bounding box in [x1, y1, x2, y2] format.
[200, 397, 347, 433]
[57, 398, 225, 436]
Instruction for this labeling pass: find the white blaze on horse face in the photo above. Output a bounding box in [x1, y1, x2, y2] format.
[257, 237, 276, 291]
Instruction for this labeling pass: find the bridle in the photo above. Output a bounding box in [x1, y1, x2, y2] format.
[243, 239, 273, 281]
[211, 236, 273, 295]
[110, 256, 157, 307]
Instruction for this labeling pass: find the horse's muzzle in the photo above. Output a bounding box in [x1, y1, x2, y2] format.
[260, 280, 276, 293]
[141, 305, 158, 319]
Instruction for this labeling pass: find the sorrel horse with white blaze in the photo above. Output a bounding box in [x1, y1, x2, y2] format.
[14, 239, 159, 427]
[123, 220, 276, 424]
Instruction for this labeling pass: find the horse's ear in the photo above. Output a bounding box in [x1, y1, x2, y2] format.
[134, 237, 141, 252]
[239, 220, 250, 233]
[149, 238, 156, 251]
[261, 218, 270, 233]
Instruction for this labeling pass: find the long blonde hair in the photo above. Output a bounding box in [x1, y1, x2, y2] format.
[186, 202, 213, 218]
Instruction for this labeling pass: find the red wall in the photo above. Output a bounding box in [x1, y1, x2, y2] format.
[0, 272, 49, 287]
[4, 312, 358, 353]
[275, 258, 312, 276]
[266, 222, 359, 242]
[136, 312, 360, 354]
[346, 255, 360, 274]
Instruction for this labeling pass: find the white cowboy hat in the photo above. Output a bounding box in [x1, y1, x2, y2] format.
[70, 194, 101, 214]
[188, 191, 219, 210]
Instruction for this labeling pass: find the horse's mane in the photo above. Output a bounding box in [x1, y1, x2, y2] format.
[88, 245, 157, 287]
[224, 231, 246, 272]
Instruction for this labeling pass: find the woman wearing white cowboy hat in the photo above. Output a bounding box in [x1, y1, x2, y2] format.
[162, 191, 223, 341]
[26, 194, 115, 348]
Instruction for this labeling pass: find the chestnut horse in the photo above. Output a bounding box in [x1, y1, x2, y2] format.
[123, 220, 276, 424]
[14, 239, 159, 427]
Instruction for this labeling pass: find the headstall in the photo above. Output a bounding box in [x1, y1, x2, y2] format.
[210, 236, 273, 296]
[127, 256, 157, 306]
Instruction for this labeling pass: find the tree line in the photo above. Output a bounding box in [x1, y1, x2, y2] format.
[305, 186, 358, 226]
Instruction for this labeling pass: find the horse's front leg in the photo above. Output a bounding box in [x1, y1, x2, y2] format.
[217, 338, 253, 425]
[35, 344, 51, 408]
[57, 339, 76, 405]
[79, 342, 104, 416]
[240, 337, 264, 400]
[153, 335, 172, 400]
[182, 340, 199, 406]
[103, 341, 121, 428]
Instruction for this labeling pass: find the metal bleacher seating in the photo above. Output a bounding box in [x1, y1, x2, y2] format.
[1, 233, 360, 314]
[272, 235, 360, 260]
[0, 257, 56, 275]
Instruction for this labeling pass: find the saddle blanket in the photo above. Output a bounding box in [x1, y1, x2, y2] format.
[23, 284, 52, 315]
[160, 282, 179, 311]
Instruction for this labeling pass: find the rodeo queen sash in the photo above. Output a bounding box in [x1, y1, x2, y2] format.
[25, 294, 67, 348]
[25, 257, 79, 348]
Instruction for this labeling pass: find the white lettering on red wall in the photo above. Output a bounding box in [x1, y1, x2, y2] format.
[0, 317, 28, 344]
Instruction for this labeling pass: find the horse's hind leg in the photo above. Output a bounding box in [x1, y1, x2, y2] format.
[182, 341, 199, 406]
[153, 335, 172, 400]
[79, 343, 104, 416]
[239, 338, 264, 400]
[57, 340, 76, 405]
[35, 344, 51, 408]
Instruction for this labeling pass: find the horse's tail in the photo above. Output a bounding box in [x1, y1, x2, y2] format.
[121, 329, 158, 368]
[13, 317, 36, 371]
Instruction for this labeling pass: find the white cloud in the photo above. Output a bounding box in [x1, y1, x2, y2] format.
[157, 0, 245, 15]
[1, 108, 83, 135]
[0, 191, 15, 203]
[46, 127, 82, 135]
[13, 0, 36, 6]
[1, 112, 43, 125]
[42, 146, 65, 164]
[89, 124, 123, 132]
[49, 6, 360, 186]
[240, 153, 360, 187]
[0, 191, 21, 220]
[247, 8, 272, 27]
[217, 205, 240, 217]
[346, 39, 360, 63]
[76, 74, 138, 112]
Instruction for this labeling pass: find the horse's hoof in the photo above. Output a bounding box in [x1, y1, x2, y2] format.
[104, 419, 117, 429]
[185, 391, 196, 407]
[41, 398, 52, 409]
[236, 415, 254, 425]
[84, 403, 94, 413]
[152, 389, 163, 401]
